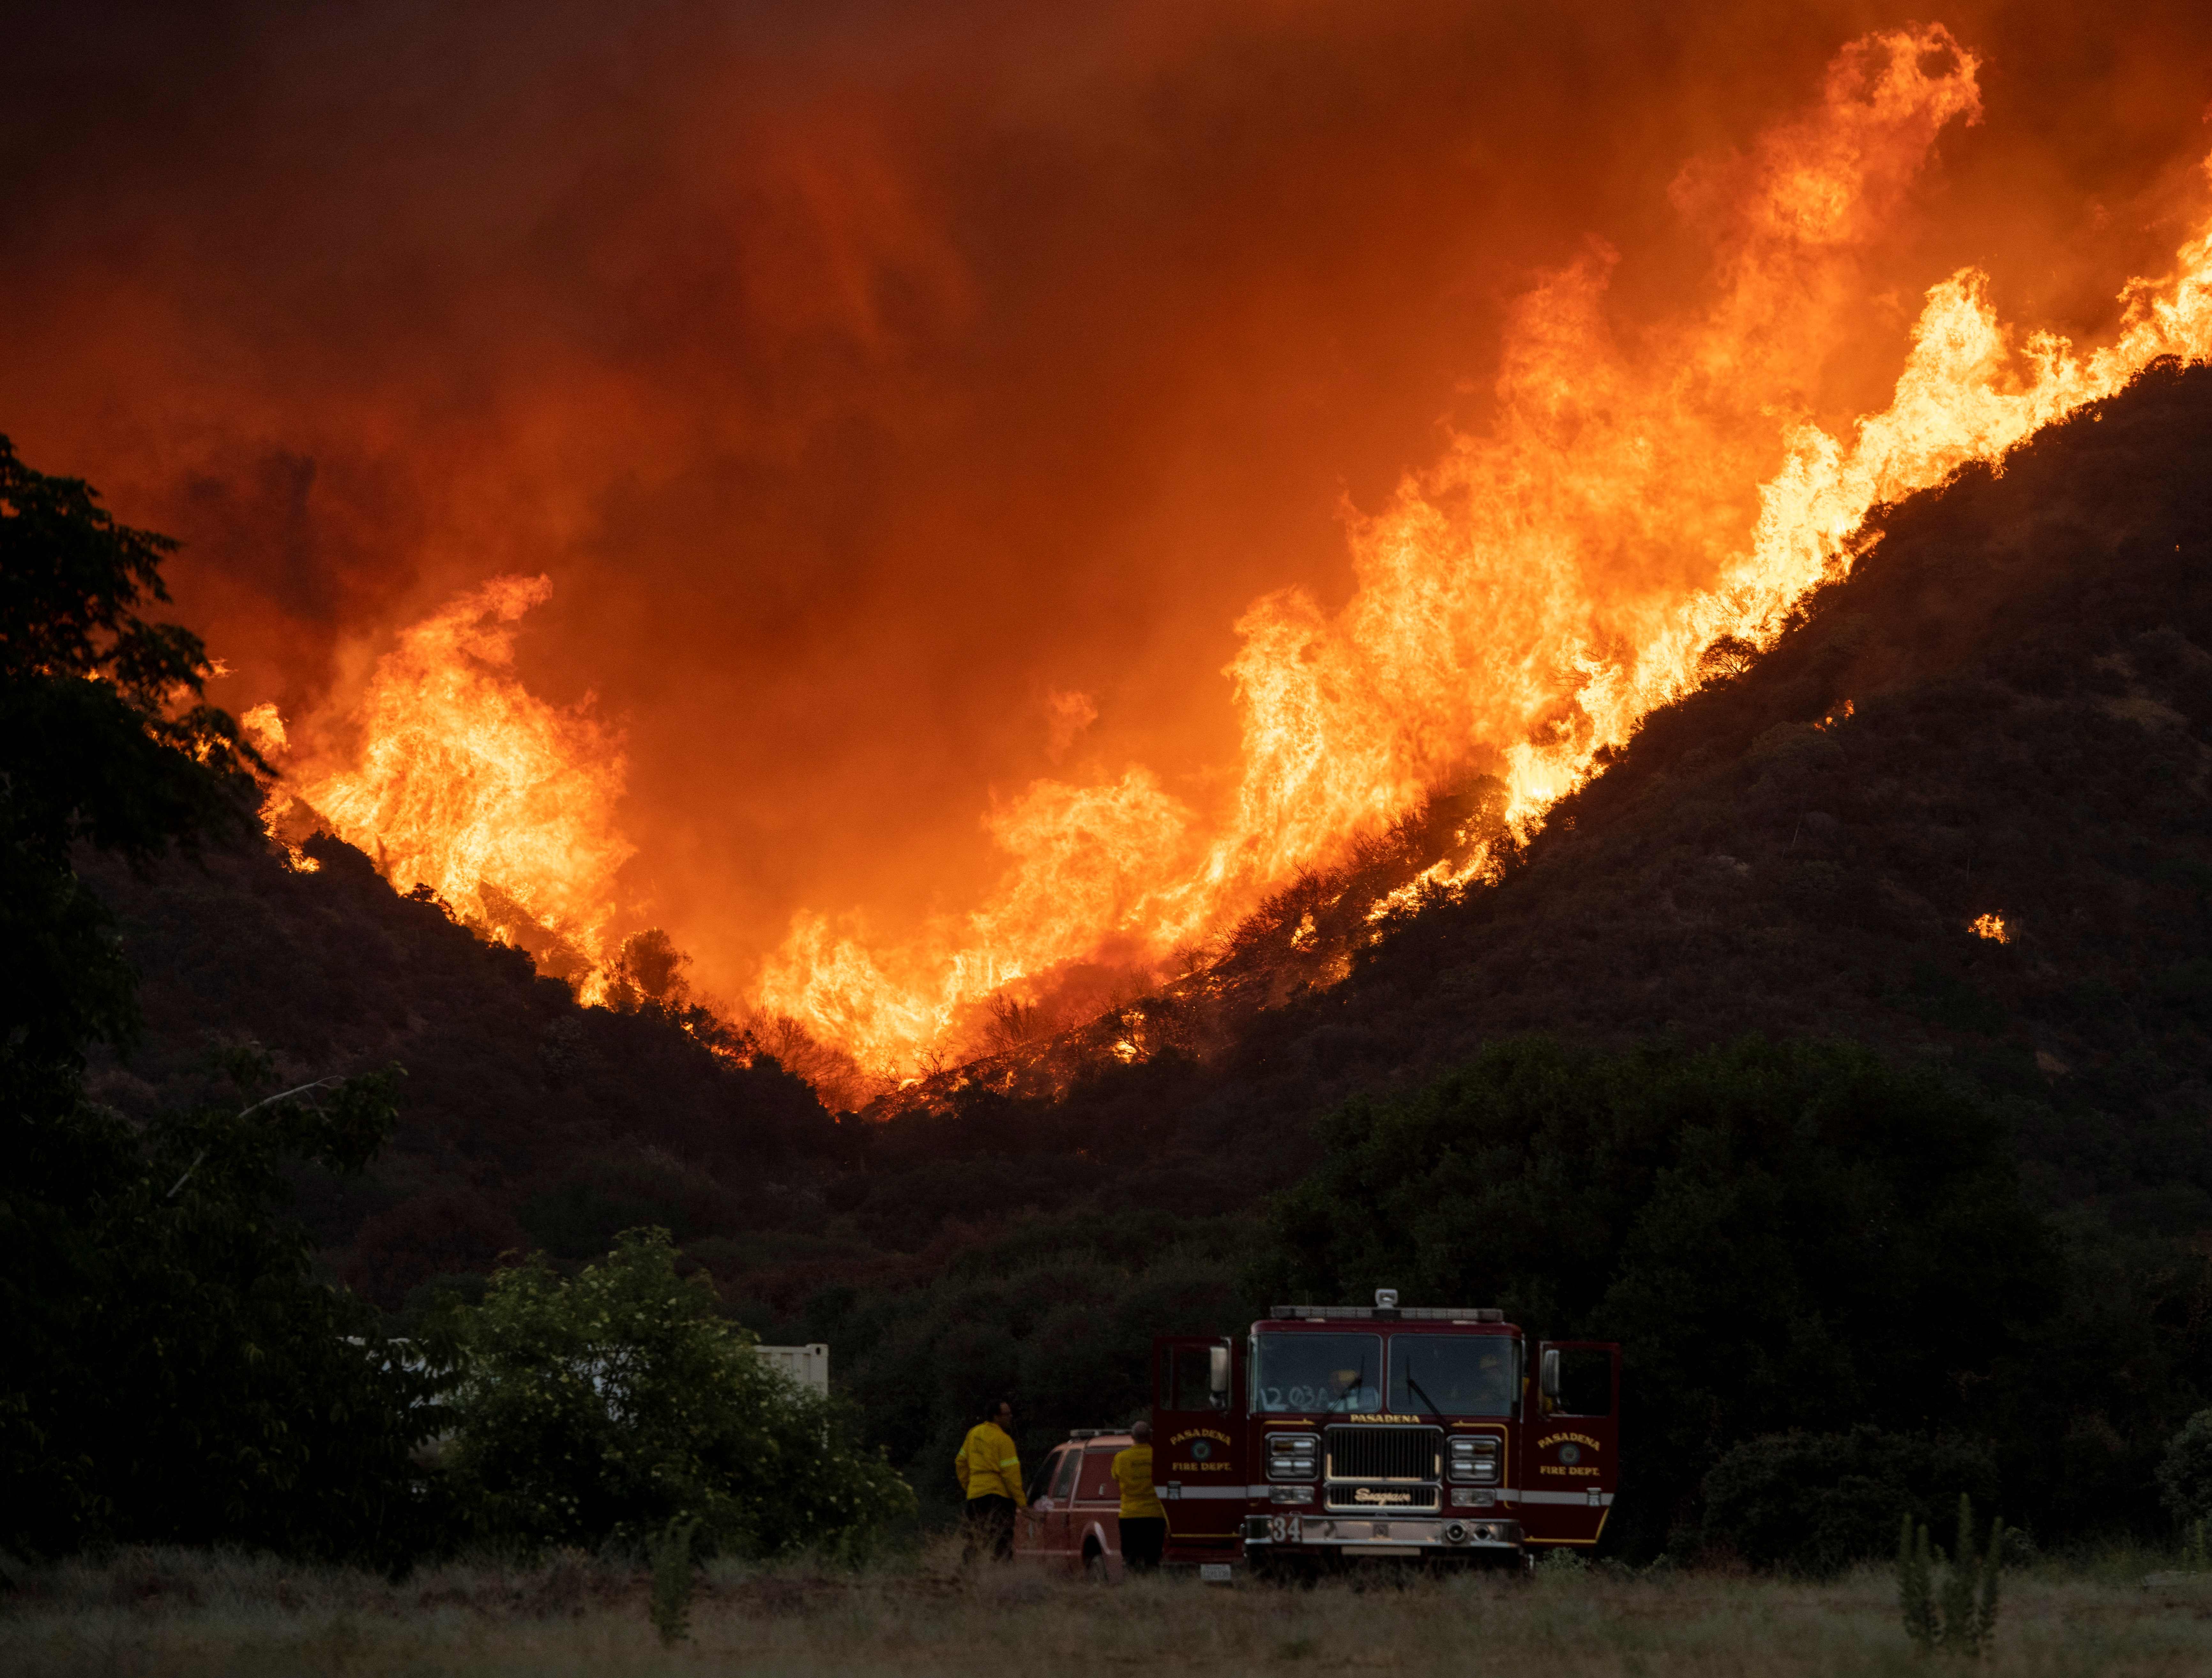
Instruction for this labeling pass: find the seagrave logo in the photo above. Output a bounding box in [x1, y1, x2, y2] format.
[1351, 1487, 1416, 1506]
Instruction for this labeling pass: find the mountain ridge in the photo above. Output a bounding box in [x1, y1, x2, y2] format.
[83, 359, 2212, 1321]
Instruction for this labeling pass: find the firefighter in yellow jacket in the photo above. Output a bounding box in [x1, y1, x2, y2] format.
[1112, 1420, 1166, 1572]
[955, 1399, 1026, 1561]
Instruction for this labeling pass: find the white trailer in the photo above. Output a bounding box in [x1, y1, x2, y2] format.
[755, 1342, 830, 1399]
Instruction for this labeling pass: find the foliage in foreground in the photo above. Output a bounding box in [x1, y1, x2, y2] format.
[6, 1053, 432, 1564]
[437, 1230, 914, 1559]
[1702, 1427, 2000, 1577]
[0, 433, 434, 1562]
[1898, 1495, 2004, 1656]
[2158, 1408, 2212, 1527]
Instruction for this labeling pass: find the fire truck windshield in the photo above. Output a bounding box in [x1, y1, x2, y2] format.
[1252, 1333, 1383, 1414]
[1387, 1334, 1515, 1417]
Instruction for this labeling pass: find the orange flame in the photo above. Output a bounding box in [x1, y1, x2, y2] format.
[264, 574, 632, 986]
[758, 25, 2212, 1078]
[248, 28, 2212, 1085]
[1970, 913, 2011, 944]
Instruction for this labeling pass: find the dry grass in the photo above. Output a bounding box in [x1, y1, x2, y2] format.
[6, 1540, 2212, 1677]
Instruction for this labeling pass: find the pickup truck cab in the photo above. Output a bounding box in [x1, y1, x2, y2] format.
[1015, 1428, 1134, 1580]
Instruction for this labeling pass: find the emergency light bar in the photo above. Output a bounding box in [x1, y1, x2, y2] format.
[1268, 1306, 1505, 1322]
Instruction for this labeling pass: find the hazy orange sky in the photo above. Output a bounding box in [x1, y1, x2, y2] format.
[5, 1, 2210, 1004]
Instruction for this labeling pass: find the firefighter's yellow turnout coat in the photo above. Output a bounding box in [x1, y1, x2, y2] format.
[1111, 1444, 1163, 1519]
[954, 1421, 1027, 1504]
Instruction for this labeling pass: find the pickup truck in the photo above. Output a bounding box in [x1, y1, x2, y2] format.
[1014, 1428, 1134, 1581]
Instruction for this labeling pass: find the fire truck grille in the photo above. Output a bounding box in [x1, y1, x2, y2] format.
[1326, 1424, 1440, 1482]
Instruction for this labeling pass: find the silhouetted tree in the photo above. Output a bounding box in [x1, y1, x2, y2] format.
[0, 436, 428, 1560]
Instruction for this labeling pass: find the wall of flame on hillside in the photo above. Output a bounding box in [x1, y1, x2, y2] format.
[7, 4, 2212, 1095]
[277, 25, 2212, 1083]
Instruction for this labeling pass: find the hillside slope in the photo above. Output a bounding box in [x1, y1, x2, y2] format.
[1231, 356, 2212, 1227]
[83, 833, 839, 1309]
[86, 359, 2212, 1329]
[799, 359, 2212, 1261]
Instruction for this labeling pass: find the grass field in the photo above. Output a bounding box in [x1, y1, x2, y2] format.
[7, 1541, 2212, 1677]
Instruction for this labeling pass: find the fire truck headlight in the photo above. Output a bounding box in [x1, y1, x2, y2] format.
[1447, 1436, 1502, 1485]
[1266, 1433, 1320, 1482]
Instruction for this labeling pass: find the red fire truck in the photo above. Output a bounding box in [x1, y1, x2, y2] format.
[1153, 1291, 1618, 1575]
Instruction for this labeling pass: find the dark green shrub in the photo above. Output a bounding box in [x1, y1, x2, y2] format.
[1703, 1427, 1998, 1575]
[5, 1058, 433, 1563]
[2156, 1408, 2212, 1526]
[440, 1228, 913, 1557]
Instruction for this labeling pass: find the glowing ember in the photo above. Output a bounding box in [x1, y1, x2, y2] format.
[757, 26, 2212, 1078]
[1970, 913, 2011, 944]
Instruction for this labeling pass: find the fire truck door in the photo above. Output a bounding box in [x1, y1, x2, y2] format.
[1517, 1342, 1619, 1547]
[1151, 1336, 1246, 1547]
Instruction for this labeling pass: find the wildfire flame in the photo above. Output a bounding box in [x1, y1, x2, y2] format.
[756, 25, 2212, 1077]
[1970, 913, 2011, 944]
[261, 574, 632, 988]
[267, 26, 2212, 1088]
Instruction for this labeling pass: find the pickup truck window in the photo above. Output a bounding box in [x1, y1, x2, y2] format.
[1051, 1448, 1082, 1501]
[1252, 1332, 1383, 1414]
[1389, 1334, 1515, 1417]
[1029, 1445, 1071, 1503]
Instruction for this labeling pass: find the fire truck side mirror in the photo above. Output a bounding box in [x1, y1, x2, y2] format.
[1208, 1344, 1231, 1407]
[1539, 1348, 1561, 1415]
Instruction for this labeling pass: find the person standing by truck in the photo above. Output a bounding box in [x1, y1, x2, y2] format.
[1113, 1419, 1166, 1573]
[955, 1399, 1026, 1562]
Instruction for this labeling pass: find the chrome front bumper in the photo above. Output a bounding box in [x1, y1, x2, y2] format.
[1244, 1512, 1524, 1553]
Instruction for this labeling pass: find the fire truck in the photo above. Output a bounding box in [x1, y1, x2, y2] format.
[1153, 1291, 1618, 1575]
